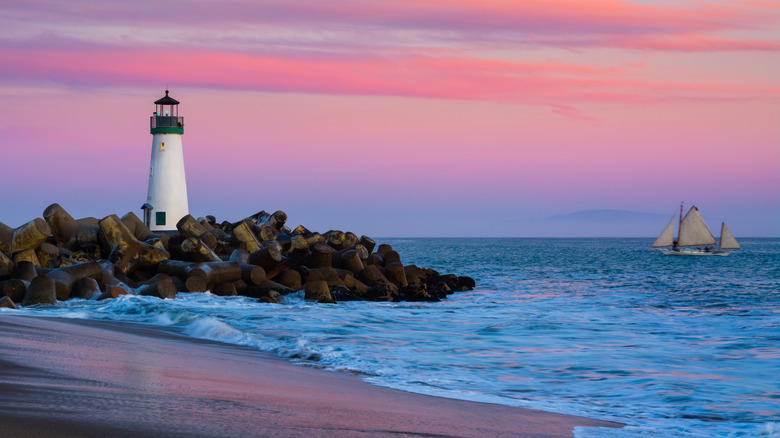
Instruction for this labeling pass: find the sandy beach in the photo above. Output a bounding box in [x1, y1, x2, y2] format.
[0, 314, 621, 437]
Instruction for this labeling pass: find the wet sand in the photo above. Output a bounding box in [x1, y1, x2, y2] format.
[0, 315, 622, 437]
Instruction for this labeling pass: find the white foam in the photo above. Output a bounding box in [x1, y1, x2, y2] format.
[182, 317, 252, 346]
[761, 421, 780, 436]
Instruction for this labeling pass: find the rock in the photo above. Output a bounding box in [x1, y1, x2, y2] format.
[70, 277, 102, 300]
[275, 234, 292, 252]
[366, 253, 383, 266]
[359, 235, 376, 254]
[291, 225, 310, 235]
[97, 286, 128, 301]
[185, 276, 207, 293]
[324, 230, 346, 250]
[331, 285, 364, 301]
[158, 259, 199, 279]
[358, 265, 390, 286]
[248, 244, 283, 271]
[426, 274, 474, 292]
[231, 279, 248, 295]
[265, 248, 307, 280]
[97, 262, 135, 296]
[304, 280, 336, 303]
[343, 232, 359, 249]
[227, 251, 266, 286]
[22, 275, 56, 306]
[257, 224, 279, 242]
[43, 204, 104, 255]
[341, 275, 370, 297]
[306, 242, 334, 269]
[137, 274, 177, 299]
[177, 214, 218, 250]
[376, 244, 393, 255]
[231, 220, 262, 253]
[43, 261, 103, 301]
[404, 265, 427, 285]
[11, 218, 51, 253]
[0, 296, 17, 309]
[43, 203, 80, 250]
[250, 210, 287, 230]
[383, 262, 408, 288]
[0, 279, 27, 303]
[0, 250, 13, 276]
[0, 221, 13, 255]
[36, 243, 60, 268]
[259, 290, 282, 303]
[353, 244, 369, 263]
[275, 270, 302, 290]
[428, 274, 458, 291]
[145, 237, 166, 251]
[429, 281, 452, 299]
[76, 225, 100, 248]
[201, 216, 217, 227]
[98, 214, 170, 275]
[254, 280, 295, 295]
[268, 210, 287, 230]
[458, 276, 476, 290]
[401, 283, 439, 302]
[381, 250, 401, 266]
[190, 261, 242, 290]
[366, 283, 399, 302]
[13, 249, 41, 268]
[212, 282, 237, 296]
[289, 235, 309, 252]
[11, 261, 37, 281]
[121, 211, 155, 242]
[304, 268, 345, 287]
[303, 232, 325, 247]
[228, 248, 249, 264]
[180, 236, 221, 262]
[337, 250, 364, 276]
[77, 217, 100, 228]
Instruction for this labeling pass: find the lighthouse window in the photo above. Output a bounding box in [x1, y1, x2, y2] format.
[161, 142, 165, 151]
[156, 211, 166, 226]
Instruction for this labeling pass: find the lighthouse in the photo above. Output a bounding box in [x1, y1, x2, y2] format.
[142, 90, 189, 232]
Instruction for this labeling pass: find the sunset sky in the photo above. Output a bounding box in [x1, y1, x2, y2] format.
[1, 0, 778, 236]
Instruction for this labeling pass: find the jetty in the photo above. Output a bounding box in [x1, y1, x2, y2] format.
[0, 204, 474, 308]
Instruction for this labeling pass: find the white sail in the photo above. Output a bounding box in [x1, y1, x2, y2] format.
[678, 206, 717, 247]
[719, 222, 741, 250]
[652, 216, 676, 247]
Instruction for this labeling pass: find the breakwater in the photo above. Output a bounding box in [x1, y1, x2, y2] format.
[0, 204, 474, 308]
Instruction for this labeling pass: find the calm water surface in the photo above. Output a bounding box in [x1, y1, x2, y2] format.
[11, 238, 779, 437]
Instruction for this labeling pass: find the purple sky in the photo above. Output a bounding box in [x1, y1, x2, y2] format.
[1, 0, 778, 236]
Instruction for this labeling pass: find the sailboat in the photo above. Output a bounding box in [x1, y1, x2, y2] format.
[652, 204, 740, 256]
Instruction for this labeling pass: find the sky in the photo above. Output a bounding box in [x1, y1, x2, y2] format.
[1, 0, 778, 237]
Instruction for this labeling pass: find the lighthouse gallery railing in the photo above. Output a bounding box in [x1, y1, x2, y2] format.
[150, 116, 184, 129]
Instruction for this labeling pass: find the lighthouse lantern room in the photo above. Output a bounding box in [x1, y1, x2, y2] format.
[143, 90, 189, 231]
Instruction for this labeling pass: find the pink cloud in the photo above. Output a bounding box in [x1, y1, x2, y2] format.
[614, 35, 780, 52]
[1, 47, 775, 119]
[2, 0, 778, 52]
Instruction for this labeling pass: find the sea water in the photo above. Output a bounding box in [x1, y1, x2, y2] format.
[8, 238, 779, 437]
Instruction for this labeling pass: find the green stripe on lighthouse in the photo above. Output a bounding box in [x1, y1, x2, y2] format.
[151, 127, 184, 134]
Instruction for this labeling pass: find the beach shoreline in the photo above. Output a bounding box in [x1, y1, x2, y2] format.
[0, 313, 622, 437]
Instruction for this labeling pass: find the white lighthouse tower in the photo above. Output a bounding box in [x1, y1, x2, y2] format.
[142, 90, 189, 232]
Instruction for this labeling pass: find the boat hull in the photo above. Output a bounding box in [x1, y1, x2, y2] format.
[659, 248, 730, 257]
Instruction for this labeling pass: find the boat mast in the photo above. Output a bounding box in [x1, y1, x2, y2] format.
[677, 201, 683, 243]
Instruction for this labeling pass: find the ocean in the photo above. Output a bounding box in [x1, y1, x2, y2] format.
[9, 238, 779, 437]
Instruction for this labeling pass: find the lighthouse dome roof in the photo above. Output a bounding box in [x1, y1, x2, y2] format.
[154, 90, 179, 105]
